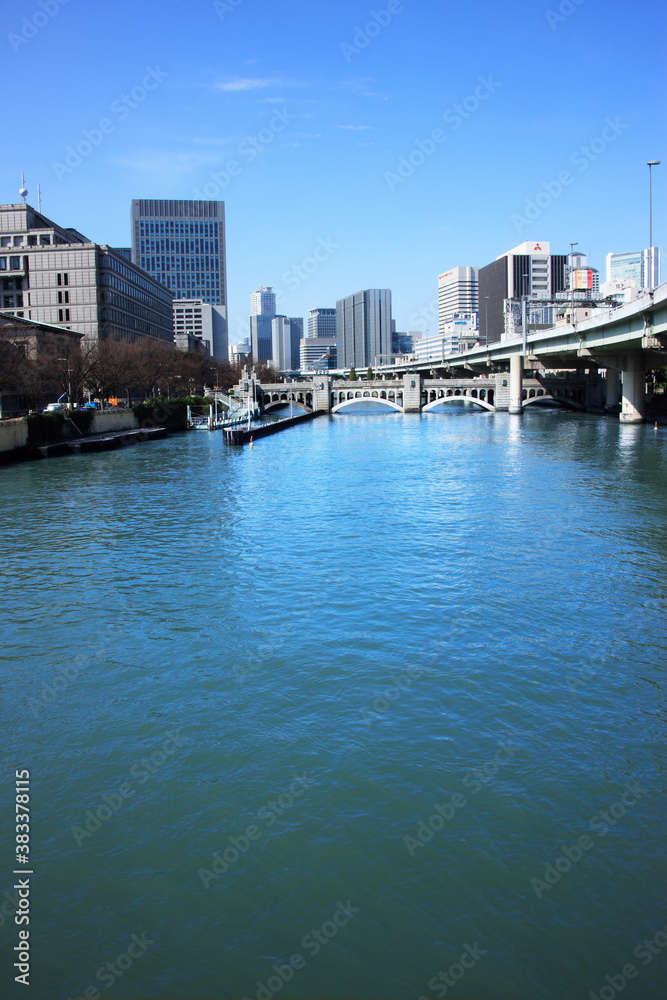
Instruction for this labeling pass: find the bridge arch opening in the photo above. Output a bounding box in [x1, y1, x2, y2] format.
[332, 397, 402, 414]
[423, 395, 495, 413]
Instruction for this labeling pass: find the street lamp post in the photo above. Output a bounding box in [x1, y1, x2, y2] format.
[57, 358, 72, 407]
[569, 242, 579, 328]
[521, 273, 530, 356]
[648, 160, 660, 289]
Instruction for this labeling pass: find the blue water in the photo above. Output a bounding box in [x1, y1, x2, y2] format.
[1, 409, 666, 1000]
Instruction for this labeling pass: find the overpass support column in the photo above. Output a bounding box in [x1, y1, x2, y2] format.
[605, 368, 620, 412]
[620, 352, 645, 423]
[509, 354, 523, 414]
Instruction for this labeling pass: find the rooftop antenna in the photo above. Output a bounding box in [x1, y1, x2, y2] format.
[19, 172, 28, 204]
[38, 183, 42, 213]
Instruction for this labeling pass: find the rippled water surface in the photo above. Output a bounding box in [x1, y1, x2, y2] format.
[1, 409, 666, 1000]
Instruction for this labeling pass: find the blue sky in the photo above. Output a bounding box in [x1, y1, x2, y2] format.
[2, 0, 665, 342]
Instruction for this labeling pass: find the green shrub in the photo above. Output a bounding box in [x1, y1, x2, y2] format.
[26, 412, 65, 446]
[68, 410, 94, 436]
[133, 398, 189, 431]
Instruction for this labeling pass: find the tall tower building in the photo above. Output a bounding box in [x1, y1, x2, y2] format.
[438, 267, 478, 334]
[251, 286, 276, 317]
[336, 289, 392, 369]
[250, 285, 277, 363]
[130, 199, 228, 356]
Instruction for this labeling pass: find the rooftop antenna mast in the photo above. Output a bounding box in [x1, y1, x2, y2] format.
[19, 172, 28, 204]
[38, 183, 42, 213]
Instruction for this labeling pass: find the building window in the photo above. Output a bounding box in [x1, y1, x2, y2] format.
[10, 257, 20, 270]
[65, 309, 70, 321]
[57, 273, 62, 285]
[28, 236, 37, 246]
[0, 258, 5, 270]
[13, 237, 23, 246]
[0, 237, 10, 248]
[59, 309, 63, 321]
[40, 235, 51, 245]
[63, 273, 68, 285]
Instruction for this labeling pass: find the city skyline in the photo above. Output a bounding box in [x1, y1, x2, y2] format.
[1, 0, 663, 342]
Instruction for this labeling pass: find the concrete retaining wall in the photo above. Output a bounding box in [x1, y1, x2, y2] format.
[90, 411, 139, 435]
[0, 418, 28, 454]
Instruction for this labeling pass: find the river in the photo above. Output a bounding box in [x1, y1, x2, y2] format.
[1, 407, 665, 1000]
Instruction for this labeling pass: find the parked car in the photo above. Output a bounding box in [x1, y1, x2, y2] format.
[43, 402, 68, 412]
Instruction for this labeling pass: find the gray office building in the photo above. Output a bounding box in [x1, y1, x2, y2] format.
[271, 316, 303, 371]
[336, 289, 392, 369]
[0, 201, 173, 343]
[308, 307, 336, 339]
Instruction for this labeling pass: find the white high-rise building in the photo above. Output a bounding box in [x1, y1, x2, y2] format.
[438, 266, 478, 334]
[251, 286, 277, 316]
[173, 299, 228, 358]
[300, 335, 336, 370]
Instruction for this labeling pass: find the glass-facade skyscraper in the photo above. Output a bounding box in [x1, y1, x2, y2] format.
[130, 199, 228, 358]
[130, 199, 226, 304]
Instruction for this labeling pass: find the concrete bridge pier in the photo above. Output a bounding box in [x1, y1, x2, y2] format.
[509, 354, 523, 414]
[403, 374, 422, 413]
[620, 352, 645, 423]
[605, 368, 620, 412]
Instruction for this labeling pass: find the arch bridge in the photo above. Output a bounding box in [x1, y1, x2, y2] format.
[231, 372, 600, 416]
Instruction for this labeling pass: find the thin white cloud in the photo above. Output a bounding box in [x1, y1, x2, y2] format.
[216, 77, 302, 92]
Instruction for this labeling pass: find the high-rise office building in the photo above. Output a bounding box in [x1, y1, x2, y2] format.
[438, 267, 478, 334]
[270, 316, 303, 371]
[0, 201, 173, 343]
[606, 249, 661, 289]
[478, 240, 568, 343]
[336, 289, 392, 369]
[130, 199, 228, 356]
[308, 307, 336, 339]
[250, 285, 277, 363]
[251, 286, 277, 317]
